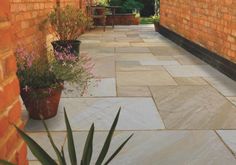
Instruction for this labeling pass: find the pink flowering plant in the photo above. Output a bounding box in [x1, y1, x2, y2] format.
[15, 45, 95, 98]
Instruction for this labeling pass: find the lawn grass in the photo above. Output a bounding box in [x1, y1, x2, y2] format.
[140, 17, 153, 24]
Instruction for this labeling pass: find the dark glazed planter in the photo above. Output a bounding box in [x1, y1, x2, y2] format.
[154, 22, 160, 32]
[21, 87, 63, 120]
[51, 40, 81, 56]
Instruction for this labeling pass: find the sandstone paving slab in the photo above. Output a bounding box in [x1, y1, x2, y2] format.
[164, 65, 226, 77]
[117, 71, 177, 86]
[93, 56, 115, 78]
[174, 55, 206, 65]
[100, 41, 130, 48]
[131, 42, 170, 47]
[204, 76, 236, 97]
[80, 40, 101, 44]
[217, 130, 236, 156]
[28, 130, 236, 164]
[149, 46, 192, 56]
[139, 34, 166, 39]
[140, 59, 180, 66]
[127, 34, 139, 38]
[116, 53, 156, 61]
[150, 85, 236, 129]
[87, 52, 115, 59]
[25, 98, 165, 131]
[81, 47, 115, 54]
[117, 86, 151, 96]
[174, 77, 208, 85]
[27, 132, 66, 160]
[155, 55, 175, 60]
[143, 39, 172, 43]
[227, 97, 236, 106]
[80, 43, 100, 49]
[63, 131, 236, 165]
[116, 47, 150, 53]
[62, 78, 116, 97]
[116, 61, 165, 72]
[29, 161, 41, 165]
[115, 37, 143, 43]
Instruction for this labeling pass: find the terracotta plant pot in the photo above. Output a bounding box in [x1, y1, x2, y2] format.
[133, 17, 140, 25]
[21, 87, 63, 120]
[154, 22, 160, 32]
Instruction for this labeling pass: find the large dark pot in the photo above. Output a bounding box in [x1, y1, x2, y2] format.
[51, 40, 81, 56]
[21, 87, 63, 120]
[154, 22, 160, 32]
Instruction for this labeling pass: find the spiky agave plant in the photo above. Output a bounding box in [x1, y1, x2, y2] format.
[0, 108, 133, 165]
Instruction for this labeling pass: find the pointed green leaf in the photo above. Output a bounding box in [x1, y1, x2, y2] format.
[64, 108, 77, 165]
[42, 119, 64, 165]
[81, 123, 94, 165]
[104, 134, 133, 165]
[61, 146, 67, 165]
[14, 126, 57, 165]
[0, 160, 15, 165]
[95, 108, 121, 165]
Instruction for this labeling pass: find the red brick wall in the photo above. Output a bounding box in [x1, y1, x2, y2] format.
[0, 1, 27, 164]
[0, 0, 90, 164]
[160, 0, 236, 62]
[10, 0, 88, 49]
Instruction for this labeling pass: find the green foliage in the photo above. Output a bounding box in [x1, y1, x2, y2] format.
[49, 5, 92, 40]
[15, 45, 95, 98]
[122, 0, 144, 13]
[95, 0, 109, 6]
[0, 109, 133, 165]
[109, 0, 143, 13]
[154, 0, 160, 15]
[152, 14, 160, 23]
[109, 0, 124, 6]
[140, 17, 153, 24]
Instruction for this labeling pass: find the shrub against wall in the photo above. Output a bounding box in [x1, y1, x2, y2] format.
[160, 0, 236, 62]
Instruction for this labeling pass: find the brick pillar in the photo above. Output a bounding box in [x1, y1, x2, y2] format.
[0, 1, 28, 164]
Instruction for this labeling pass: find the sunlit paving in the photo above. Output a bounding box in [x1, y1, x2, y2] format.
[0, 0, 236, 165]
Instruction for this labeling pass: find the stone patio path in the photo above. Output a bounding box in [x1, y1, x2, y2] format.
[26, 25, 236, 165]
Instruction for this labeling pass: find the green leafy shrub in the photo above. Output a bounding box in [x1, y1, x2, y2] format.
[109, 0, 144, 13]
[152, 14, 160, 24]
[0, 109, 133, 165]
[95, 0, 109, 6]
[122, 0, 144, 13]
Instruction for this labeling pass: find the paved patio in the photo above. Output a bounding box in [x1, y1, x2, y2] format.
[26, 25, 236, 164]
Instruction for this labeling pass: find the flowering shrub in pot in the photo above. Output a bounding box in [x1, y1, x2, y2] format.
[49, 5, 93, 55]
[15, 46, 94, 120]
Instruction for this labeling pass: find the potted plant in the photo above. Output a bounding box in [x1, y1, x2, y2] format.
[0, 109, 133, 165]
[49, 5, 92, 56]
[15, 45, 94, 120]
[152, 14, 160, 32]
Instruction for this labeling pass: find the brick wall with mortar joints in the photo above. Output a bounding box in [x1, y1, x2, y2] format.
[10, 0, 88, 50]
[0, 0, 89, 164]
[160, 0, 236, 62]
[0, 1, 27, 164]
